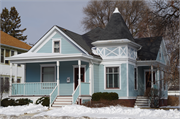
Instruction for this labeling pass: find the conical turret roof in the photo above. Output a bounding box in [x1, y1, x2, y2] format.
[98, 8, 134, 42]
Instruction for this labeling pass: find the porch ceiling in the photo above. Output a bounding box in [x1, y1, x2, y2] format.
[6, 53, 101, 64]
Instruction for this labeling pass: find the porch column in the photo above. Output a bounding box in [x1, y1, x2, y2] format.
[78, 60, 81, 96]
[56, 61, 60, 95]
[9, 63, 12, 96]
[151, 65, 153, 88]
[89, 62, 92, 95]
[157, 68, 160, 96]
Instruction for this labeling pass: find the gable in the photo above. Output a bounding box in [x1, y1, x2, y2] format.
[37, 32, 82, 54]
[156, 39, 169, 65]
[29, 26, 88, 54]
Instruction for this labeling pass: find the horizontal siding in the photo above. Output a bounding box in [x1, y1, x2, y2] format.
[94, 64, 99, 93]
[37, 32, 83, 54]
[128, 64, 138, 97]
[94, 63, 127, 97]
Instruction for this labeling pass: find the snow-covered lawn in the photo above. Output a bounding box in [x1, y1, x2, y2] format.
[0, 104, 48, 116]
[0, 104, 180, 119]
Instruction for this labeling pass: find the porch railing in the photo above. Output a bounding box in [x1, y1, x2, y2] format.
[72, 82, 90, 104]
[72, 85, 80, 104]
[11, 82, 57, 95]
[81, 83, 90, 95]
[49, 85, 58, 107]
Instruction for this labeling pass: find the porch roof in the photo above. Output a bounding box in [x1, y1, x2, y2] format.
[6, 53, 102, 64]
[137, 60, 166, 68]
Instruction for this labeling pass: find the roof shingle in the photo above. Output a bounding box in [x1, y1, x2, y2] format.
[0, 31, 31, 50]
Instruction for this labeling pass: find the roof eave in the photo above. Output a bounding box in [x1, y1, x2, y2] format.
[0, 44, 29, 51]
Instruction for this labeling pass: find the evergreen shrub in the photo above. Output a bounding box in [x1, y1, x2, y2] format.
[35, 96, 49, 107]
[15, 98, 33, 106]
[1, 98, 15, 107]
[92, 92, 118, 101]
[1, 98, 32, 107]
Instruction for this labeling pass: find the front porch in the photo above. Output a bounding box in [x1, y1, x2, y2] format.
[7, 53, 97, 107]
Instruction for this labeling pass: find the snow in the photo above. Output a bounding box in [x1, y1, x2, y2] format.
[35, 105, 180, 119]
[0, 104, 48, 116]
[0, 104, 180, 118]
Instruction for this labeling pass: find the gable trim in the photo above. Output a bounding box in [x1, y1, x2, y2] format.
[29, 26, 89, 55]
[55, 26, 89, 55]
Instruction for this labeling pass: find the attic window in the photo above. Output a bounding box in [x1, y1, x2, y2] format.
[54, 41, 60, 53]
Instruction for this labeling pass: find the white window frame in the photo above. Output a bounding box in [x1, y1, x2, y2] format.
[52, 38, 61, 53]
[40, 64, 56, 82]
[104, 65, 121, 90]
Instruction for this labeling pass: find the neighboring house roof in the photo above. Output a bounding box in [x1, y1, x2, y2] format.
[0, 31, 31, 50]
[98, 12, 134, 42]
[134, 36, 162, 60]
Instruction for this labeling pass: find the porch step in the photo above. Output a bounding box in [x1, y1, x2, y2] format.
[51, 96, 72, 107]
[134, 96, 150, 108]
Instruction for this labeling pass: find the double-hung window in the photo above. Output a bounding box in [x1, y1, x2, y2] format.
[106, 67, 119, 89]
[54, 41, 60, 53]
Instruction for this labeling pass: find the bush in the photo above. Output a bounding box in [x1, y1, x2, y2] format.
[92, 92, 118, 101]
[1, 98, 15, 107]
[1, 98, 32, 107]
[15, 98, 33, 106]
[35, 96, 49, 107]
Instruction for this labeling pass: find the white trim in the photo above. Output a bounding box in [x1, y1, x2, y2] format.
[92, 39, 141, 48]
[73, 65, 86, 91]
[127, 62, 129, 97]
[104, 65, 121, 90]
[40, 64, 56, 82]
[52, 38, 61, 53]
[34, 31, 57, 53]
[30, 26, 89, 55]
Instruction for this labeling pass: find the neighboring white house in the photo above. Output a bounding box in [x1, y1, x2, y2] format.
[0, 31, 31, 89]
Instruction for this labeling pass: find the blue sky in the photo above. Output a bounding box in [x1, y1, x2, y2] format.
[1, 0, 89, 44]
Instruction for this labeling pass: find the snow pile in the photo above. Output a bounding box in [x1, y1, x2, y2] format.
[0, 104, 48, 116]
[35, 105, 180, 119]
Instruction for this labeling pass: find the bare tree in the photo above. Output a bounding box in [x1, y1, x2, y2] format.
[149, 0, 179, 88]
[82, 0, 151, 37]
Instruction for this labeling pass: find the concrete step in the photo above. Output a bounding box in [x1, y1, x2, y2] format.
[54, 101, 72, 104]
[136, 97, 149, 99]
[135, 101, 148, 103]
[135, 103, 149, 105]
[55, 98, 72, 101]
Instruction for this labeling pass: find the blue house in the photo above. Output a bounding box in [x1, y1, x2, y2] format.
[7, 8, 169, 107]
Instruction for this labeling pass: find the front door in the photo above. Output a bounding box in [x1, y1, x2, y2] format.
[74, 67, 85, 90]
[145, 71, 155, 90]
